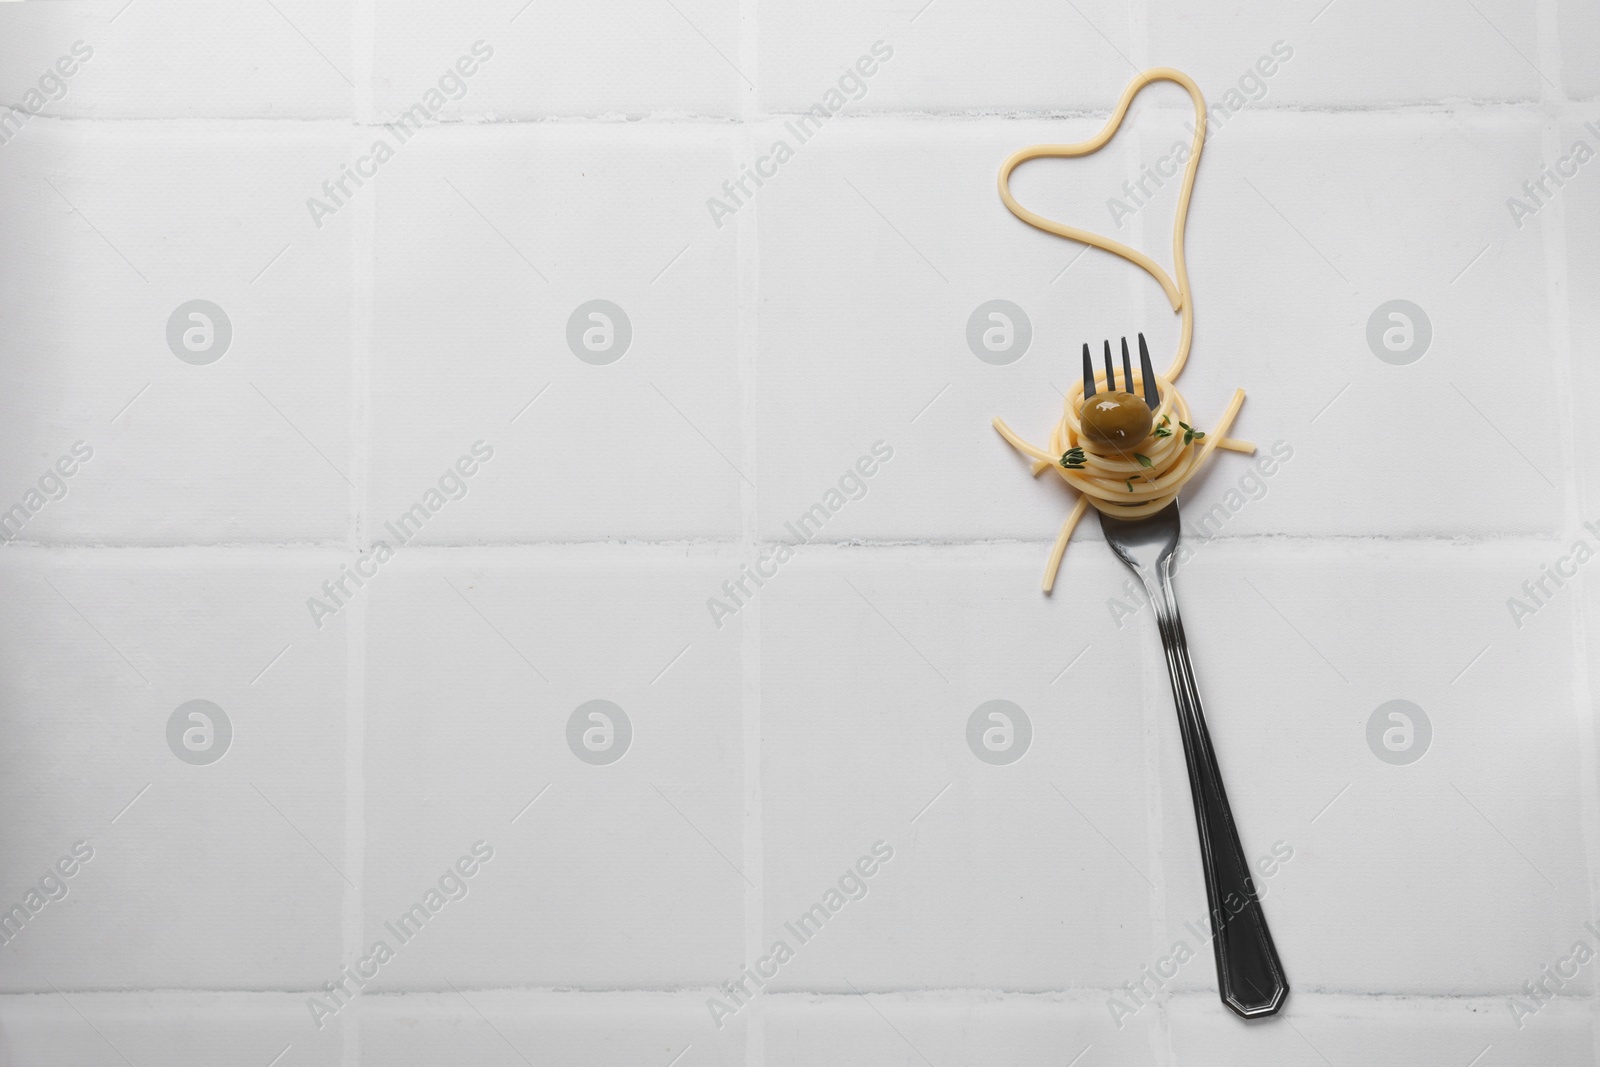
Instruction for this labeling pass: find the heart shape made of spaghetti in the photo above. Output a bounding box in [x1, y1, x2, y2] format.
[996, 67, 1208, 383]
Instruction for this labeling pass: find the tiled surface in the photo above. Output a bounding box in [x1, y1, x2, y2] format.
[0, 989, 1588, 1066]
[1160, 541, 1589, 996]
[760, 549, 1151, 993]
[1145, 2, 1543, 106]
[0, 122, 356, 544]
[0, 548, 348, 992]
[755, 106, 1562, 542]
[757, 2, 1133, 115]
[367, 124, 745, 543]
[2, 0, 1597, 1064]
[0, 2, 354, 119]
[375, 2, 744, 119]
[360, 550, 746, 989]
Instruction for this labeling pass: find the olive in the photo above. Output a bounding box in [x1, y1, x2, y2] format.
[1079, 391, 1153, 450]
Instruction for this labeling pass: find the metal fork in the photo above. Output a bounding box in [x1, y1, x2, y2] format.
[1089, 333, 1289, 1020]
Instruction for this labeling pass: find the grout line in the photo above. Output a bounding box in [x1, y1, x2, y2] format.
[1118, 0, 1176, 1061]
[343, 4, 376, 1065]
[735, 1, 763, 1056]
[2, 530, 1588, 553]
[13, 97, 1600, 130]
[0, 986, 1586, 1001]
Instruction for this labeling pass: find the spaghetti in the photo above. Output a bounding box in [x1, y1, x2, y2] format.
[991, 67, 1255, 592]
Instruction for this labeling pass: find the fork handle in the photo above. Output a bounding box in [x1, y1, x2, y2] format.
[1145, 569, 1289, 1019]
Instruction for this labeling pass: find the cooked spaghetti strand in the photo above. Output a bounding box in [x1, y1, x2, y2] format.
[992, 68, 1254, 591]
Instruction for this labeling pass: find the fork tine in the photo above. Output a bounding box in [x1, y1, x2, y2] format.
[1082, 343, 1096, 398]
[1120, 337, 1134, 398]
[1103, 340, 1116, 393]
[1138, 333, 1159, 410]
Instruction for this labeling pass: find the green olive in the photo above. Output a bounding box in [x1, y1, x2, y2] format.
[1079, 391, 1153, 450]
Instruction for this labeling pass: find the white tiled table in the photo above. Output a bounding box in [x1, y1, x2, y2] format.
[1, 1, 1596, 1064]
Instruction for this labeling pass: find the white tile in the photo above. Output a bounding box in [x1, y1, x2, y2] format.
[1137, 106, 1561, 539]
[368, 123, 744, 543]
[1167, 991, 1594, 1066]
[0, 548, 348, 991]
[756, 108, 1564, 543]
[358, 990, 746, 1066]
[0, 1, 354, 121]
[376, 0, 744, 120]
[1147, 540, 1588, 997]
[1148, 0, 1541, 106]
[756, 117, 1150, 544]
[0, 992, 343, 1067]
[1559, 114, 1600, 522]
[360, 549, 745, 988]
[765, 990, 1156, 1067]
[0, 122, 355, 545]
[1558, 115, 1600, 717]
[1559, 0, 1600, 100]
[759, 0, 1135, 114]
[760, 549, 1157, 991]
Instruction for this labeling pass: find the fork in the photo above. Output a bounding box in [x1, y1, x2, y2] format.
[1090, 334, 1289, 1020]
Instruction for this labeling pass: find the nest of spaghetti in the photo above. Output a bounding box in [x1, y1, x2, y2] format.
[993, 370, 1254, 590]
